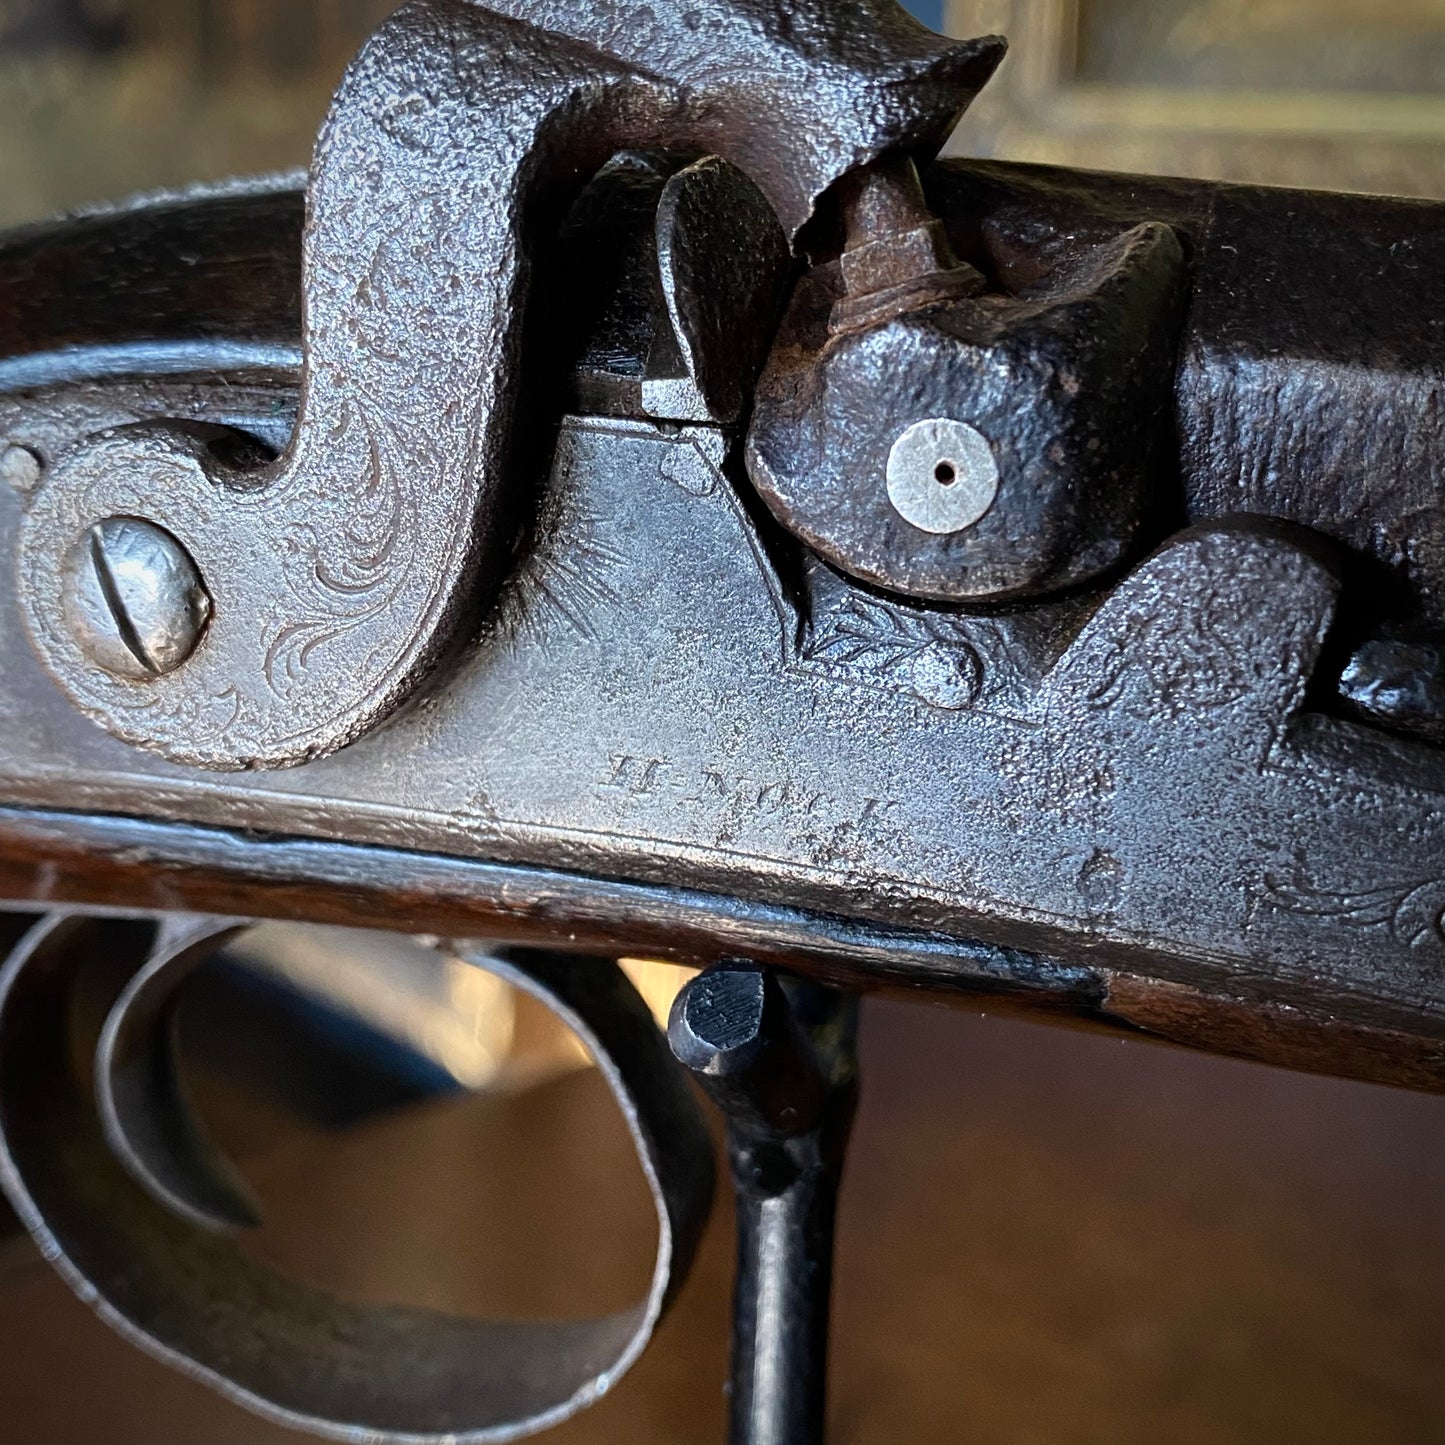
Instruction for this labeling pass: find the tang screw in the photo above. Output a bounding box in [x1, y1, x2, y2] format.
[61, 516, 211, 679]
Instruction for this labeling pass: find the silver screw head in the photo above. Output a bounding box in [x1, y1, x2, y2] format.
[885, 418, 999, 535]
[62, 517, 211, 679]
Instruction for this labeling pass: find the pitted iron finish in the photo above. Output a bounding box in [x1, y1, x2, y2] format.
[0, 0, 1443, 1439]
[747, 213, 1187, 603]
[14, 0, 1003, 770]
[0, 405, 1441, 1090]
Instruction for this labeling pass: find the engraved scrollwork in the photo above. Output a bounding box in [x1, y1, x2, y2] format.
[11, 0, 998, 769]
[1083, 582, 1254, 715]
[1260, 868, 1445, 951]
[263, 408, 433, 693]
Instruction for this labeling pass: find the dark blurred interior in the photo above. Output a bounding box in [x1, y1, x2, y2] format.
[1, 2, 1443, 1442]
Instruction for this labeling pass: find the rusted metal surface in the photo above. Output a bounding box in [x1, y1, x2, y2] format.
[0, 0, 1442, 1438]
[748, 180, 1186, 601]
[0, 383, 1440, 1085]
[9, 0, 1002, 770]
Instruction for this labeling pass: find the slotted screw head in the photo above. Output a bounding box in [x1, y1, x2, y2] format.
[62, 517, 211, 679]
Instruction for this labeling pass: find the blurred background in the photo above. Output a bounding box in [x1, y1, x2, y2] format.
[1, 1, 1444, 1442]
[5, 0, 1445, 222]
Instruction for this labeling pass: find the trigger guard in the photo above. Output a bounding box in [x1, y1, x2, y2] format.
[0, 913, 714, 1443]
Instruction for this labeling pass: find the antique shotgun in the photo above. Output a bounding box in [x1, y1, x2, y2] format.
[0, 0, 1441, 1439]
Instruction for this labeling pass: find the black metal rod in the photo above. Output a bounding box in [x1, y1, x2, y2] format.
[670, 961, 859, 1445]
[728, 1136, 844, 1443]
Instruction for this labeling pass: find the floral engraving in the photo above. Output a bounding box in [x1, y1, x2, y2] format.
[801, 596, 983, 710]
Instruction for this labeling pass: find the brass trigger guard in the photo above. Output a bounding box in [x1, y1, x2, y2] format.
[14, 0, 1002, 770]
[0, 912, 715, 1442]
